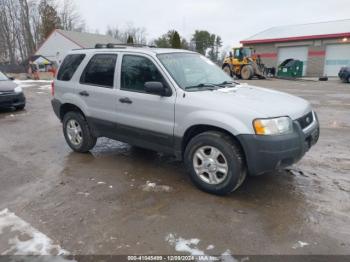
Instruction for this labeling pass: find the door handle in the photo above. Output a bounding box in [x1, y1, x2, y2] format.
[119, 97, 132, 104]
[79, 91, 89, 97]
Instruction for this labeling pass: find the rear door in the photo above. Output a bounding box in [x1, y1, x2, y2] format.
[115, 53, 176, 152]
[77, 53, 119, 137]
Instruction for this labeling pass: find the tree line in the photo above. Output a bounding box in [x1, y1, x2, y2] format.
[0, 0, 224, 65]
[107, 28, 223, 63]
[0, 0, 84, 64]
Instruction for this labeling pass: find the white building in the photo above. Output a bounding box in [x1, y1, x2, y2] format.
[35, 29, 118, 65]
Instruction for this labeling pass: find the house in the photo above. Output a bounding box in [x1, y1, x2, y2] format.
[28, 55, 53, 72]
[241, 19, 350, 77]
[35, 29, 118, 65]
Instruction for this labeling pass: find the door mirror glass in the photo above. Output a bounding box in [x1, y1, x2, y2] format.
[144, 81, 168, 96]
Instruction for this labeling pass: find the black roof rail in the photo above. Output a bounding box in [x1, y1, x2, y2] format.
[95, 43, 156, 49]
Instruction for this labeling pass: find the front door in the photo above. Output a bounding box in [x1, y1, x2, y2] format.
[115, 54, 176, 153]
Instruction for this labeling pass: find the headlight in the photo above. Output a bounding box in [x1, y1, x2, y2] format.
[14, 86, 22, 93]
[253, 117, 293, 135]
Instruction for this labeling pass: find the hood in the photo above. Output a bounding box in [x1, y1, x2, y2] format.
[189, 84, 311, 120]
[0, 80, 17, 92]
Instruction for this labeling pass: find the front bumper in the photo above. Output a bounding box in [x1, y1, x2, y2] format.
[237, 114, 319, 176]
[0, 92, 26, 108]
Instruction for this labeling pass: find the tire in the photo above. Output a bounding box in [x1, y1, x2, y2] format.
[184, 131, 247, 195]
[62, 111, 97, 153]
[348, 76, 350, 83]
[223, 65, 232, 77]
[16, 105, 25, 110]
[241, 65, 254, 80]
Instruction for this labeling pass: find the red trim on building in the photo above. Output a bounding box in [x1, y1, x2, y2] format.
[241, 32, 350, 44]
[257, 52, 277, 58]
[308, 50, 326, 57]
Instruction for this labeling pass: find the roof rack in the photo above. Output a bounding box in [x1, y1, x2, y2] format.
[95, 43, 156, 49]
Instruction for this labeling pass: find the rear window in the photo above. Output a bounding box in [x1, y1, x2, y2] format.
[57, 54, 85, 81]
[80, 54, 117, 88]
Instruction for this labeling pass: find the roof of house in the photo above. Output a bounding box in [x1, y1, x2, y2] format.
[241, 19, 350, 44]
[56, 29, 119, 48]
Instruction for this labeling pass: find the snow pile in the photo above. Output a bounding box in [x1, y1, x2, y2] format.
[141, 181, 172, 192]
[0, 208, 73, 260]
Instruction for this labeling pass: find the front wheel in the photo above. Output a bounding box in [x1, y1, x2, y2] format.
[223, 65, 232, 77]
[184, 131, 247, 195]
[63, 111, 97, 153]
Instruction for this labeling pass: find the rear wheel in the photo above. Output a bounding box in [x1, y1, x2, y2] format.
[63, 111, 97, 153]
[184, 131, 247, 195]
[241, 65, 254, 80]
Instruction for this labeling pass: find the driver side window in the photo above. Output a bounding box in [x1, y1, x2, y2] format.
[121, 55, 165, 93]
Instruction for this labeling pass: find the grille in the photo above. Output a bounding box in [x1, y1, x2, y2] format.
[297, 111, 314, 129]
[0, 90, 14, 96]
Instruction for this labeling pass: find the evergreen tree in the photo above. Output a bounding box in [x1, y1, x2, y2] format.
[39, 0, 61, 40]
[171, 31, 181, 49]
[127, 35, 134, 44]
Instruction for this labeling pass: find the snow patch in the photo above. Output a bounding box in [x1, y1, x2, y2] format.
[0, 208, 72, 259]
[292, 241, 309, 249]
[38, 85, 52, 90]
[77, 192, 90, 197]
[206, 244, 215, 250]
[165, 233, 205, 256]
[97, 181, 106, 185]
[141, 181, 172, 192]
[165, 233, 237, 261]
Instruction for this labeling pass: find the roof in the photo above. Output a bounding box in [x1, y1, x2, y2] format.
[56, 29, 119, 48]
[241, 19, 350, 44]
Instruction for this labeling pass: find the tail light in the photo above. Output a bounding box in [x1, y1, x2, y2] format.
[51, 81, 55, 96]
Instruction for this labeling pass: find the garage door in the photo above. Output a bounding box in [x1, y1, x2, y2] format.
[324, 44, 350, 76]
[278, 46, 308, 76]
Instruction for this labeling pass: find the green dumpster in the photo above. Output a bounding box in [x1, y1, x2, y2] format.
[277, 59, 303, 78]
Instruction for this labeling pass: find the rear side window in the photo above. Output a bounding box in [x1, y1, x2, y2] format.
[121, 55, 164, 92]
[57, 54, 85, 81]
[80, 54, 117, 88]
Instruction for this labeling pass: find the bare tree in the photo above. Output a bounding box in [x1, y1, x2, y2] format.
[106, 23, 147, 44]
[59, 0, 85, 32]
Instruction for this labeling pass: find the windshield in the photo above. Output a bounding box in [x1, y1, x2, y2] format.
[0, 71, 9, 81]
[157, 53, 233, 90]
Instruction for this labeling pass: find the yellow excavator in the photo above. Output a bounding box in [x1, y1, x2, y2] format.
[222, 47, 267, 80]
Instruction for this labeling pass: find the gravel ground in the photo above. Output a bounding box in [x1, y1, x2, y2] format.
[0, 79, 349, 259]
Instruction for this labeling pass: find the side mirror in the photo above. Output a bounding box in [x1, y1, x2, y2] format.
[229, 51, 233, 58]
[144, 81, 170, 96]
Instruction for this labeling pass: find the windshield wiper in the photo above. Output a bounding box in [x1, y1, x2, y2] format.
[185, 83, 218, 90]
[214, 81, 237, 87]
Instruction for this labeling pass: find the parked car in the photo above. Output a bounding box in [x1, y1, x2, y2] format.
[0, 71, 25, 110]
[339, 67, 350, 83]
[51, 45, 319, 195]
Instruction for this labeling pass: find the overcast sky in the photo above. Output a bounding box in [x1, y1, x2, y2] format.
[74, 0, 349, 49]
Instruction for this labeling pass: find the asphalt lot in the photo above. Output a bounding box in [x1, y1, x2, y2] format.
[0, 78, 349, 258]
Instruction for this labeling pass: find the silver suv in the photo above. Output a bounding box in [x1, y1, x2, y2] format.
[51, 44, 319, 195]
